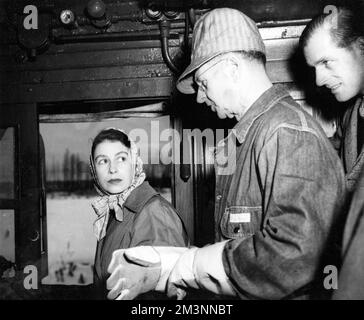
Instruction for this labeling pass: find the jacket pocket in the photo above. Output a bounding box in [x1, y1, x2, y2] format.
[220, 206, 262, 240]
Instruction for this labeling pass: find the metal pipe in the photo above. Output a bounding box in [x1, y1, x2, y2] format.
[184, 9, 190, 51]
[256, 18, 311, 27]
[186, 9, 310, 30]
[188, 8, 196, 28]
[53, 30, 181, 44]
[51, 12, 144, 29]
[159, 20, 179, 73]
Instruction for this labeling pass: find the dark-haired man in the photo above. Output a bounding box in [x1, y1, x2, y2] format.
[301, 3, 364, 192]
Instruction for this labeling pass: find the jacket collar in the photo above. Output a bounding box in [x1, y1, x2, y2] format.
[232, 84, 291, 144]
[344, 96, 364, 167]
[123, 181, 158, 214]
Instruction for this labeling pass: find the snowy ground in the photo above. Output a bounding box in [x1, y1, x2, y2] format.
[42, 196, 97, 285]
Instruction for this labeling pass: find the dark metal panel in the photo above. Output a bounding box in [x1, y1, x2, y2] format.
[265, 38, 299, 61]
[39, 102, 166, 122]
[0, 103, 41, 270]
[172, 116, 195, 244]
[148, 0, 337, 21]
[0, 46, 180, 72]
[0, 199, 19, 209]
[4, 64, 172, 85]
[1, 79, 306, 104]
[1, 77, 174, 103]
[2, 37, 298, 86]
[1, 39, 181, 57]
[2, 55, 301, 95]
[266, 60, 295, 83]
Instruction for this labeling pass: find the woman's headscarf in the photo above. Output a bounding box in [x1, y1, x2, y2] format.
[90, 128, 146, 241]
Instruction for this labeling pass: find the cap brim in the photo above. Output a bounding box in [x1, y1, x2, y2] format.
[176, 52, 223, 94]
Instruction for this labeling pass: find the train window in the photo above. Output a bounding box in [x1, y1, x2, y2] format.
[39, 116, 172, 285]
[0, 210, 15, 265]
[0, 128, 16, 199]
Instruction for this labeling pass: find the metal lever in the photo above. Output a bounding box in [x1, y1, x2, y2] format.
[29, 230, 40, 242]
[180, 138, 191, 182]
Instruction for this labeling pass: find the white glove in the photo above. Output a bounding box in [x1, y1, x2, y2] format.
[106, 246, 188, 300]
[106, 243, 235, 300]
[106, 246, 160, 300]
[167, 241, 237, 297]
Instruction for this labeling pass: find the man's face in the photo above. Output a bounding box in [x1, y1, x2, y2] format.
[194, 57, 241, 119]
[303, 26, 364, 102]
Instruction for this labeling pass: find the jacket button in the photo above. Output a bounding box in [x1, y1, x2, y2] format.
[216, 195, 222, 201]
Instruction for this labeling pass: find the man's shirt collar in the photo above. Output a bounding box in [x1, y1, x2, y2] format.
[233, 84, 290, 144]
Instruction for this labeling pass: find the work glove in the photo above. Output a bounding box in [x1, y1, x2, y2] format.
[106, 246, 188, 300]
[167, 241, 237, 297]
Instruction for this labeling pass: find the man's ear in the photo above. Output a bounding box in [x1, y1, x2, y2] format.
[224, 56, 240, 82]
[353, 37, 364, 55]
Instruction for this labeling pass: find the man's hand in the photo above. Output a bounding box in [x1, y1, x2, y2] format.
[106, 246, 161, 300]
[167, 241, 236, 297]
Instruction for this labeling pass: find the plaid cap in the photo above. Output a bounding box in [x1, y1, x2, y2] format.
[176, 8, 266, 94]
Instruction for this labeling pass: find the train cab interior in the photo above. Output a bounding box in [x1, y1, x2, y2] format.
[0, 0, 346, 299]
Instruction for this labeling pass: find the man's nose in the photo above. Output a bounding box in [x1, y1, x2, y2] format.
[315, 67, 328, 87]
[196, 87, 206, 104]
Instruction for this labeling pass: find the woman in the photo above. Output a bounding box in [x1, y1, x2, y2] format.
[89, 128, 188, 298]
[300, 1, 364, 193]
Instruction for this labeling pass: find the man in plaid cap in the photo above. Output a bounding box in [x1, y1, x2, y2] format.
[106, 8, 347, 300]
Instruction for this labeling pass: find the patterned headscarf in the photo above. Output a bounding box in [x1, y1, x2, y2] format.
[90, 128, 146, 241]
